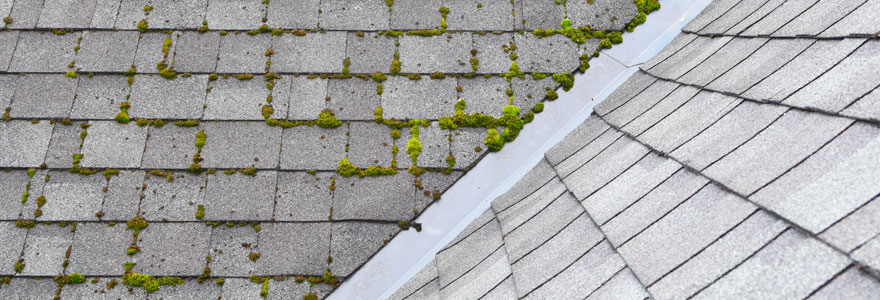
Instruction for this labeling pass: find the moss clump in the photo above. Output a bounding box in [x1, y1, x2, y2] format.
[15, 219, 35, 228]
[261, 105, 274, 119]
[303, 293, 318, 300]
[599, 38, 612, 49]
[248, 252, 261, 261]
[484, 129, 504, 151]
[56, 273, 85, 285]
[502, 105, 520, 116]
[102, 169, 120, 180]
[316, 109, 343, 128]
[195, 205, 205, 220]
[2, 17, 12, 24]
[260, 277, 269, 297]
[115, 102, 131, 124]
[429, 72, 446, 80]
[552, 73, 574, 91]
[215, 278, 225, 285]
[336, 157, 359, 177]
[545, 86, 558, 100]
[14, 259, 24, 273]
[122, 271, 183, 293]
[407, 73, 422, 80]
[137, 19, 148, 32]
[406, 29, 446, 36]
[235, 73, 254, 80]
[159, 67, 177, 79]
[371, 72, 387, 83]
[406, 125, 422, 166]
[174, 120, 199, 127]
[390, 52, 402, 74]
[239, 167, 257, 176]
[127, 216, 148, 231]
[64, 70, 78, 78]
[532, 102, 544, 113]
[608, 31, 623, 44]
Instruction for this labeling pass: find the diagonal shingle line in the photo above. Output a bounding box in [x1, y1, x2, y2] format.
[580, 265, 627, 300]
[803, 264, 861, 300]
[476, 273, 511, 300]
[517, 236, 605, 299]
[401, 276, 440, 300]
[561, 133, 625, 180]
[509, 209, 585, 266]
[725, 0, 787, 35]
[615, 182, 711, 250]
[817, 193, 880, 238]
[615, 84, 685, 132]
[435, 213, 496, 253]
[816, 0, 873, 37]
[697, 106, 790, 173]
[578, 150, 652, 201]
[551, 125, 613, 171]
[688, 0, 747, 34]
[599, 166, 684, 227]
[644, 33, 699, 72]
[502, 190, 567, 237]
[685, 227, 791, 299]
[591, 114, 871, 279]
[698, 0, 764, 36]
[438, 243, 505, 290]
[839, 82, 880, 115]
[599, 76, 660, 117]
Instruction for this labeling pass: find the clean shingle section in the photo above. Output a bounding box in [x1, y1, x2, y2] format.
[256, 223, 331, 275]
[320, 0, 390, 30]
[382, 77, 457, 119]
[200, 121, 282, 169]
[133, 223, 212, 276]
[116, 0, 207, 29]
[142, 125, 198, 169]
[638, 91, 741, 153]
[784, 40, 880, 112]
[472, 33, 514, 74]
[545, 115, 611, 166]
[217, 34, 271, 73]
[101, 170, 142, 221]
[129, 75, 207, 119]
[203, 171, 275, 221]
[390, 0, 442, 30]
[0, 223, 27, 272]
[642, 33, 698, 71]
[334, 174, 415, 220]
[80, 121, 148, 168]
[208, 225, 258, 276]
[565, 0, 637, 31]
[677, 37, 768, 86]
[140, 173, 206, 221]
[648, 36, 732, 80]
[345, 32, 397, 74]
[445, 0, 514, 31]
[70, 75, 130, 120]
[43, 123, 82, 168]
[741, 0, 817, 35]
[0, 120, 52, 167]
[280, 126, 347, 170]
[172, 31, 221, 73]
[503, 192, 582, 262]
[491, 158, 557, 211]
[704, 110, 853, 196]
[0, 172, 27, 219]
[327, 78, 382, 120]
[585, 268, 650, 300]
[520, 0, 564, 30]
[266, 0, 320, 29]
[0, 31, 17, 72]
[524, 241, 626, 300]
[554, 129, 623, 178]
[458, 76, 509, 116]
[204, 78, 272, 120]
[706, 38, 814, 94]
[10, 74, 76, 119]
[330, 222, 400, 276]
[67, 223, 130, 276]
[88, 0, 120, 28]
[36, 0, 97, 28]
[582, 152, 681, 224]
[75, 31, 139, 72]
[271, 33, 347, 73]
[39, 171, 105, 221]
[20, 224, 73, 276]
[205, 0, 265, 29]
[594, 71, 656, 116]
[682, 0, 740, 32]
[440, 247, 511, 300]
[399, 34, 472, 73]
[809, 267, 880, 300]
[274, 171, 333, 221]
[621, 85, 701, 136]
[436, 218, 503, 287]
[516, 34, 579, 73]
[286, 77, 327, 120]
[821, 0, 880, 36]
[563, 135, 650, 199]
[692, 230, 850, 300]
[697, 0, 769, 34]
[496, 176, 567, 234]
[774, 0, 865, 36]
[347, 122, 394, 166]
[842, 87, 880, 121]
[602, 80, 679, 128]
[819, 197, 880, 252]
[752, 122, 880, 233]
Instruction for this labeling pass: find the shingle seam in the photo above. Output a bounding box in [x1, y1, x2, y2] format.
[580, 265, 628, 300]
[599, 166, 685, 227]
[630, 83, 703, 142]
[678, 33, 880, 40]
[494, 164, 558, 213]
[736, 38, 820, 95]
[615, 182, 712, 249]
[616, 84, 685, 131]
[671, 36, 736, 81]
[726, 0, 788, 36]
[1, 31, 20, 72]
[814, 0, 872, 38]
[509, 210, 586, 266]
[0, 166, 472, 173]
[698, 38, 773, 88]
[697, 0, 768, 35]
[646, 208, 762, 289]
[438, 243, 506, 290]
[838, 82, 880, 115]
[686, 227, 792, 299]
[517, 237, 606, 299]
[579, 150, 652, 201]
[502, 191, 568, 236]
[698, 107, 790, 173]
[644, 33, 700, 72]
[593, 115, 869, 273]
[817, 194, 880, 237]
[641, 69, 876, 126]
[550, 125, 613, 169]
[687, 0, 747, 34]
[437, 215, 497, 253]
[0, 219, 402, 225]
[597, 77, 659, 117]
[803, 264, 860, 299]
[561, 134, 625, 180]
[667, 100, 748, 157]
[477, 273, 512, 300]
[401, 277, 440, 300]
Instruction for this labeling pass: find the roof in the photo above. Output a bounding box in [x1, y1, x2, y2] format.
[390, 0, 880, 299]
[0, 0, 645, 299]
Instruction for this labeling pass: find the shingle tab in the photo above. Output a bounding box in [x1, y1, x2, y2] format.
[11, 74, 77, 119]
[205, 0, 265, 30]
[809, 267, 880, 300]
[255, 222, 331, 275]
[203, 172, 275, 221]
[333, 174, 416, 220]
[101, 169, 142, 221]
[819, 197, 880, 252]
[583, 152, 681, 224]
[503, 192, 581, 262]
[821, 0, 880, 37]
[620, 85, 700, 136]
[440, 247, 512, 300]
[445, 0, 514, 31]
[706, 38, 814, 95]
[852, 235, 880, 276]
[458, 76, 508, 116]
[80, 121, 148, 168]
[698, 0, 771, 35]
[67, 223, 130, 276]
[382, 77, 457, 119]
[76, 31, 139, 72]
[286, 76, 327, 120]
[279, 126, 347, 170]
[785, 40, 880, 112]
[200, 121, 282, 169]
[603, 80, 679, 129]
[516, 34, 579, 73]
[721, 0, 786, 35]
[172, 31, 221, 73]
[274, 171, 333, 221]
[0, 30, 18, 72]
[142, 125, 198, 169]
[270, 32, 347, 73]
[132, 32, 177, 73]
[0, 120, 52, 167]
[140, 173, 206, 221]
[678, 37, 768, 86]
[320, 0, 390, 30]
[217, 34, 271, 74]
[565, 0, 637, 31]
[204, 78, 272, 120]
[0, 172, 27, 219]
[39, 171, 105, 221]
[266, 0, 320, 29]
[6, 0, 43, 29]
[520, 0, 564, 30]
[43, 123, 82, 168]
[330, 222, 399, 276]
[639, 91, 741, 153]
[0, 222, 27, 273]
[327, 78, 382, 120]
[594, 71, 656, 116]
[524, 241, 626, 300]
[345, 32, 397, 74]
[545, 115, 611, 166]
[208, 225, 258, 276]
[647, 36, 732, 80]
[399, 34, 472, 73]
[348, 122, 394, 166]
[490, 158, 557, 212]
[563, 135, 651, 200]
[472, 33, 514, 74]
[129, 74, 207, 119]
[20, 224, 73, 275]
[741, 0, 816, 35]
[703, 110, 853, 196]
[70, 75, 130, 120]
[133, 222, 212, 276]
[842, 87, 880, 121]
[390, 0, 442, 30]
[774, 0, 865, 36]
[682, 0, 740, 32]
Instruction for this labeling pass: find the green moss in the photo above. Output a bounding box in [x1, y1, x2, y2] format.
[561, 18, 572, 29]
[261, 105, 274, 119]
[240, 167, 257, 176]
[15, 219, 35, 228]
[316, 109, 343, 128]
[235, 73, 254, 80]
[215, 277, 225, 285]
[552, 73, 574, 91]
[371, 72, 388, 83]
[56, 273, 85, 285]
[64, 70, 78, 78]
[174, 120, 200, 127]
[159, 67, 177, 79]
[336, 157, 360, 177]
[429, 72, 446, 80]
[2, 17, 12, 24]
[303, 293, 318, 300]
[532, 102, 544, 113]
[14, 259, 24, 273]
[208, 73, 218, 81]
[599, 38, 612, 49]
[406, 126, 422, 165]
[390, 52, 402, 74]
[502, 105, 520, 115]
[260, 277, 269, 297]
[579, 53, 591, 72]
[470, 57, 479, 73]
[407, 73, 422, 80]
[405, 29, 446, 37]
[484, 129, 504, 151]
[248, 252, 261, 261]
[127, 216, 148, 231]
[137, 19, 148, 32]
[195, 205, 205, 220]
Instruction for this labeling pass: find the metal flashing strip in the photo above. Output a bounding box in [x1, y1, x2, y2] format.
[329, 1, 714, 299]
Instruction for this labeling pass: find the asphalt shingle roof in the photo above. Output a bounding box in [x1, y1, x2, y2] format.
[392, 0, 880, 299]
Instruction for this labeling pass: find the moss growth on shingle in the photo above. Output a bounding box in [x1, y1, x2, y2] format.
[174, 120, 200, 127]
[137, 19, 148, 32]
[316, 109, 343, 128]
[127, 216, 148, 231]
[195, 205, 205, 220]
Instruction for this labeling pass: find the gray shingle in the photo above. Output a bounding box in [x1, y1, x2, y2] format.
[217, 33, 271, 74]
[346, 32, 397, 74]
[516, 34, 578, 73]
[67, 223, 130, 276]
[511, 75, 555, 112]
[274, 171, 333, 221]
[348, 122, 394, 166]
[116, 0, 207, 30]
[100, 169, 143, 221]
[459, 76, 508, 116]
[220, 278, 265, 300]
[444, 209, 495, 249]
[752, 121, 880, 233]
[440, 247, 511, 300]
[285, 76, 327, 120]
[43, 123, 82, 168]
[648, 210, 789, 300]
[723, 0, 785, 34]
[40, 171, 105, 221]
[255, 222, 330, 275]
[399, 33, 472, 73]
[0, 0, 10, 16]
[785, 40, 880, 112]
[0, 75, 12, 110]
[638, 91, 741, 153]
[842, 87, 880, 121]
[671, 101, 788, 171]
[172, 31, 221, 73]
[80, 121, 148, 168]
[524, 241, 626, 300]
[480, 276, 517, 300]
[142, 125, 198, 169]
[495, 176, 567, 233]
[648, 36, 732, 80]
[6, 0, 42, 29]
[327, 78, 382, 120]
[594, 71, 656, 116]
[743, 39, 864, 102]
[148, 278, 224, 299]
[703, 110, 853, 196]
[555, 125, 622, 178]
[334, 174, 415, 220]
[0, 30, 19, 72]
[682, 0, 740, 32]
[382, 77, 457, 119]
[0, 222, 27, 272]
[200, 121, 281, 169]
[490, 158, 556, 211]
[330, 222, 399, 276]
[449, 127, 486, 169]
[390, 0, 441, 30]
[0, 171, 27, 219]
[545, 115, 610, 166]
[89, 0, 120, 28]
[809, 267, 880, 300]
[405, 278, 441, 300]
[445, 0, 514, 31]
[266, 280, 310, 300]
[565, 0, 637, 31]
[775, 0, 865, 36]
[678, 37, 768, 86]
[642, 33, 698, 71]
[320, 0, 390, 30]
[472, 33, 514, 74]
[129, 74, 207, 119]
[851, 236, 880, 280]
[621, 85, 700, 136]
[405, 123, 450, 169]
[698, 0, 772, 35]
[133, 222, 212, 276]
[741, 0, 817, 35]
[271, 32, 346, 73]
[18, 169, 47, 218]
[617, 184, 756, 285]
[520, 0, 564, 30]
[20, 224, 73, 275]
[280, 125, 347, 170]
[821, 0, 880, 36]
[203, 172, 275, 221]
[266, 0, 320, 29]
[132, 32, 176, 73]
[140, 173, 206, 221]
[585, 268, 650, 300]
[511, 214, 604, 296]
[204, 78, 272, 120]
[563, 135, 649, 200]
[583, 152, 681, 224]
[70, 75, 130, 120]
[208, 225, 257, 277]
[76, 31, 139, 72]
[820, 197, 880, 252]
[205, 0, 265, 30]
[0, 278, 59, 299]
[389, 260, 439, 300]
[603, 80, 679, 129]
[503, 192, 582, 262]
[692, 229, 850, 300]
[706, 38, 814, 95]
[11, 74, 77, 119]
[0, 120, 52, 167]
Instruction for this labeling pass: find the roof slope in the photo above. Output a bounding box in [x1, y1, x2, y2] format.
[391, 0, 880, 298]
[0, 0, 643, 298]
